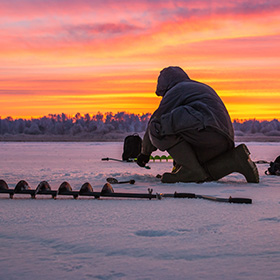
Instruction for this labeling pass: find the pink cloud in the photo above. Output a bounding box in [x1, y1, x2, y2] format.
[65, 22, 144, 42]
[156, 34, 280, 60]
[1, 0, 279, 20]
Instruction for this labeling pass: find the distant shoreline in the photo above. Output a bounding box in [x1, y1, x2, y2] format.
[0, 134, 126, 142]
[235, 135, 280, 142]
[0, 133, 280, 142]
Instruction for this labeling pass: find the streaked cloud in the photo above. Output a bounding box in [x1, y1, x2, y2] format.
[0, 0, 279, 119]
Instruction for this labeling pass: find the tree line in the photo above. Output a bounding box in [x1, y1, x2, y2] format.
[0, 112, 280, 136]
[233, 119, 280, 136]
[0, 112, 151, 136]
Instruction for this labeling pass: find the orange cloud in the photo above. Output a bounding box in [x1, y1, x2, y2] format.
[0, 0, 279, 119]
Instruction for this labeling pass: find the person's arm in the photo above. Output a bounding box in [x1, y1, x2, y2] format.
[142, 129, 157, 155]
[136, 129, 157, 167]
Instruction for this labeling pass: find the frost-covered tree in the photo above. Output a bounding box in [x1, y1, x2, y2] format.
[1, 114, 279, 137]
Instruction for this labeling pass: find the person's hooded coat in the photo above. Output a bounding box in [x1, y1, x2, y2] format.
[142, 66, 234, 155]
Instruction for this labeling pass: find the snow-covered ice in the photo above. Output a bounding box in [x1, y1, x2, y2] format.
[0, 142, 279, 280]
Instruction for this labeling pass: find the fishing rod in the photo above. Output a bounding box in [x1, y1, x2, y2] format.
[101, 157, 151, 169]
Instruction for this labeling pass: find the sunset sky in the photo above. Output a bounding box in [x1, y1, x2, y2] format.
[0, 0, 279, 120]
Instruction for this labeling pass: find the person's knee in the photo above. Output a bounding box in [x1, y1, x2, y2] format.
[149, 130, 181, 151]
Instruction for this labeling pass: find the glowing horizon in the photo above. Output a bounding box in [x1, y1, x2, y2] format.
[1, 0, 280, 120]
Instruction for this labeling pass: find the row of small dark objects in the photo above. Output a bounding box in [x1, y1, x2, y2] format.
[0, 179, 114, 199]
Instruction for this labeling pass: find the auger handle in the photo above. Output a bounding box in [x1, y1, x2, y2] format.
[228, 197, 252, 204]
[174, 192, 196, 198]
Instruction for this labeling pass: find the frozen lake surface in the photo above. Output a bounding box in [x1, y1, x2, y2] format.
[0, 142, 280, 280]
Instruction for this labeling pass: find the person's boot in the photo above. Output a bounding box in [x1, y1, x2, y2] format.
[161, 141, 209, 183]
[204, 144, 259, 183]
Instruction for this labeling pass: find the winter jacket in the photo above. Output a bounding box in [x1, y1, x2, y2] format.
[142, 66, 234, 155]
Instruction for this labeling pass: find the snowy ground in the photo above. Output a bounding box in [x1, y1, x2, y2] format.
[0, 142, 279, 280]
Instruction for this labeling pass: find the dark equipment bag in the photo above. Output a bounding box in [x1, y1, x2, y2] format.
[122, 134, 142, 161]
[265, 155, 280, 175]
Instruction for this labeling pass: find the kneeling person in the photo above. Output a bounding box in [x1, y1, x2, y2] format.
[137, 66, 259, 184]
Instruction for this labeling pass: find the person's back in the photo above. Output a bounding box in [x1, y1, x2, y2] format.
[154, 77, 234, 145]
